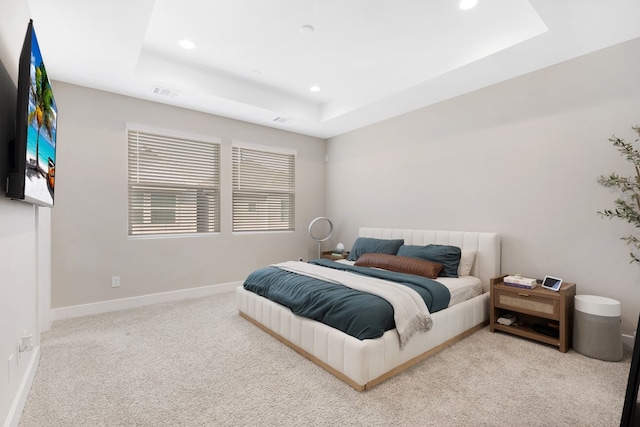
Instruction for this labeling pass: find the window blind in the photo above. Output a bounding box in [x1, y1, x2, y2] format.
[232, 145, 295, 232]
[128, 129, 220, 236]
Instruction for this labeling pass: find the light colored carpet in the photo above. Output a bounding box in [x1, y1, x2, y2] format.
[19, 291, 632, 427]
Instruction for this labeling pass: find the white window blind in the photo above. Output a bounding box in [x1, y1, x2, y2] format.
[232, 144, 295, 232]
[128, 129, 220, 236]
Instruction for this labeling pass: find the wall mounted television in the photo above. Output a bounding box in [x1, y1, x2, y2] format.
[5, 19, 57, 208]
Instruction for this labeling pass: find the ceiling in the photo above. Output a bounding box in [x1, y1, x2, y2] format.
[26, 0, 640, 139]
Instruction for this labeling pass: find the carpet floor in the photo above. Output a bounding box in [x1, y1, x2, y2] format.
[19, 291, 633, 426]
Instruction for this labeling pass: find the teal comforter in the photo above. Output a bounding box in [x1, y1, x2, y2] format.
[242, 259, 451, 340]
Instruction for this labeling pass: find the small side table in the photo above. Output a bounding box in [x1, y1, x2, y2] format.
[320, 251, 349, 260]
[489, 274, 576, 352]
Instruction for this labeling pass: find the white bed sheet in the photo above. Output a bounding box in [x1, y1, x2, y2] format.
[437, 276, 482, 306]
[335, 259, 482, 307]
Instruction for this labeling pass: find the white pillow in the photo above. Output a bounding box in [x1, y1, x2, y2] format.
[458, 250, 477, 276]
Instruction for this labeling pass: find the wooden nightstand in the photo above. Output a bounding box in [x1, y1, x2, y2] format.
[489, 274, 576, 352]
[320, 251, 349, 260]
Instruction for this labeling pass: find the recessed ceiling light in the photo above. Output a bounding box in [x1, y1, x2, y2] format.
[309, 85, 321, 93]
[179, 39, 196, 50]
[299, 25, 315, 34]
[459, 0, 478, 10]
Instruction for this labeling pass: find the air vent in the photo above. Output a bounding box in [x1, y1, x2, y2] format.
[273, 116, 293, 124]
[151, 85, 178, 98]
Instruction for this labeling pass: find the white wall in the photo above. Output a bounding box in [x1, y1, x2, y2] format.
[0, 202, 42, 427]
[50, 83, 326, 310]
[326, 37, 640, 335]
[0, 1, 47, 425]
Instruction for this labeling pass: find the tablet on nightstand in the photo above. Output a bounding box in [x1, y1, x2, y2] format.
[541, 276, 562, 291]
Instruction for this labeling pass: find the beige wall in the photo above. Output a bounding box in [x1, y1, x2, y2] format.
[51, 83, 325, 308]
[326, 37, 640, 335]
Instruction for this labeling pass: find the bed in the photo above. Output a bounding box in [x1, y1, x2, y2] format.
[236, 227, 501, 391]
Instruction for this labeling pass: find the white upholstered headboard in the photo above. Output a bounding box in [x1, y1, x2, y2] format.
[358, 227, 501, 293]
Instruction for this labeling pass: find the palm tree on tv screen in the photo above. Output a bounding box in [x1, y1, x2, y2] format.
[28, 61, 54, 175]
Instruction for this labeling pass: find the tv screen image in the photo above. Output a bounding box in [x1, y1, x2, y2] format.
[6, 20, 57, 207]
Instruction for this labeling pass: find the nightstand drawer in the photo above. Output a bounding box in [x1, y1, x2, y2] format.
[494, 289, 559, 318]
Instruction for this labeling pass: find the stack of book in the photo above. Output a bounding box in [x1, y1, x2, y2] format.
[503, 275, 537, 289]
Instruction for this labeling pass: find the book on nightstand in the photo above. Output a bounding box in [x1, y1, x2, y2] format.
[503, 275, 537, 289]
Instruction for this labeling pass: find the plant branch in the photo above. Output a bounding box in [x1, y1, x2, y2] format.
[598, 125, 640, 264]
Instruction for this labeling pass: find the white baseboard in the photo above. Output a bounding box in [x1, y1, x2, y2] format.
[622, 333, 636, 352]
[51, 281, 242, 321]
[4, 346, 39, 427]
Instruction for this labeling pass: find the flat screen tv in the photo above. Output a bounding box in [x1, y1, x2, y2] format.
[6, 20, 57, 207]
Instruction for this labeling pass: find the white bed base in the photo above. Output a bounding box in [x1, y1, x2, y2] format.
[236, 228, 501, 391]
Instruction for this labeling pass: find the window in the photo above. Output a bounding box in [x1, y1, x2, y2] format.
[127, 129, 220, 236]
[232, 144, 295, 232]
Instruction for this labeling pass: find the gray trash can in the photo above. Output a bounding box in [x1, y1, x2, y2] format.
[573, 295, 623, 361]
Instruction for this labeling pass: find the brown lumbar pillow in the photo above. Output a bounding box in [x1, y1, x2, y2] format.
[354, 253, 444, 279]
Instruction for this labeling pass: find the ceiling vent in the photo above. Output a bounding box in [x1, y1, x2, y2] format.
[151, 85, 178, 98]
[273, 116, 293, 124]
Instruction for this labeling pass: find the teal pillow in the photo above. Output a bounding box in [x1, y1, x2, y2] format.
[346, 238, 404, 261]
[397, 244, 461, 278]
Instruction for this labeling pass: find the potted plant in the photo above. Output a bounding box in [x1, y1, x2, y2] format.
[597, 125, 640, 263]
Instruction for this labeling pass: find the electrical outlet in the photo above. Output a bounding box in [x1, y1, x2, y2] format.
[19, 331, 33, 353]
[111, 276, 120, 288]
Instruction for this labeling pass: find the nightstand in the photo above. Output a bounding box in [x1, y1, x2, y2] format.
[489, 274, 576, 352]
[320, 251, 349, 260]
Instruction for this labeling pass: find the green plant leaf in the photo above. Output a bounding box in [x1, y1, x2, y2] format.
[598, 124, 640, 264]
